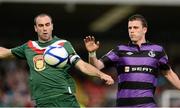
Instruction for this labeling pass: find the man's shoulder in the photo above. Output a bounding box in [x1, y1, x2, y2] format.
[112, 43, 130, 51]
[147, 42, 164, 47]
[116, 42, 130, 48]
[53, 36, 69, 43]
[146, 42, 165, 51]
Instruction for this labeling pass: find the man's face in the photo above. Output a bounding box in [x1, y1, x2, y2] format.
[34, 16, 53, 42]
[128, 20, 147, 43]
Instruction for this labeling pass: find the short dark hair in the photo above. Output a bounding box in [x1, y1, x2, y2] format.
[34, 13, 53, 25]
[128, 14, 148, 28]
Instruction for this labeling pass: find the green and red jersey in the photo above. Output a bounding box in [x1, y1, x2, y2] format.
[11, 36, 80, 101]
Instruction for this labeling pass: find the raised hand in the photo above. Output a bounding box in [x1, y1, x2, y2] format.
[84, 36, 100, 52]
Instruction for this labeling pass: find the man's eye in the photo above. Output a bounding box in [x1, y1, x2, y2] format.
[46, 23, 50, 26]
[38, 24, 43, 27]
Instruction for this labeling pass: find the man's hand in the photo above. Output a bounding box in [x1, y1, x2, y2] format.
[84, 36, 100, 52]
[99, 73, 114, 85]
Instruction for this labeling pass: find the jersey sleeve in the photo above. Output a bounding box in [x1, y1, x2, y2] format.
[100, 47, 119, 67]
[11, 43, 27, 59]
[158, 47, 170, 71]
[64, 41, 81, 66]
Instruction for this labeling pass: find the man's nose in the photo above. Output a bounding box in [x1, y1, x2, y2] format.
[129, 29, 134, 33]
[43, 26, 47, 31]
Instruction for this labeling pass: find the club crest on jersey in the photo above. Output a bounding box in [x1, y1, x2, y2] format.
[148, 50, 155, 57]
[33, 55, 46, 71]
[124, 66, 130, 72]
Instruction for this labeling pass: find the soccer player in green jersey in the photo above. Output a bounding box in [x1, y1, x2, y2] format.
[0, 13, 114, 107]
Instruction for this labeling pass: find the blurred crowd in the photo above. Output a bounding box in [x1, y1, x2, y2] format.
[0, 60, 33, 107]
[0, 58, 180, 107]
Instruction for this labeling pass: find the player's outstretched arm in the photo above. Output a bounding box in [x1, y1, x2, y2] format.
[162, 68, 180, 90]
[0, 47, 15, 59]
[75, 59, 114, 85]
[84, 36, 104, 69]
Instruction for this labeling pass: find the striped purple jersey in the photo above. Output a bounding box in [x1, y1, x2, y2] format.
[100, 42, 170, 107]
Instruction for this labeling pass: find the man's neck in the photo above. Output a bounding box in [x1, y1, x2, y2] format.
[38, 37, 53, 43]
[133, 40, 146, 47]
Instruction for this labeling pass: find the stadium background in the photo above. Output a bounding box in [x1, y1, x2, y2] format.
[0, 0, 180, 107]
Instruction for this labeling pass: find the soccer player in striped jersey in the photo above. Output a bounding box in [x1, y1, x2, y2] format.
[0, 13, 114, 107]
[84, 14, 180, 107]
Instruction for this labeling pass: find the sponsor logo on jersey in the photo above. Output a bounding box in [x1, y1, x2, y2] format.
[125, 66, 130, 72]
[33, 55, 46, 71]
[131, 67, 153, 72]
[124, 66, 153, 73]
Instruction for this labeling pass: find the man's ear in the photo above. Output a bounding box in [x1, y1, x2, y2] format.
[143, 27, 147, 33]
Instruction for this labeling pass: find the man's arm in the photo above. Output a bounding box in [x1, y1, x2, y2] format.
[75, 59, 114, 85]
[0, 47, 15, 59]
[84, 36, 105, 69]
[161, 68, 180, 90]
[88, 52, 105, 70]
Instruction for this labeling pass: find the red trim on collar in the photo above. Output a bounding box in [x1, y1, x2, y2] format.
[58, 42, 64, 46]
[27, 40, 45, 54]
